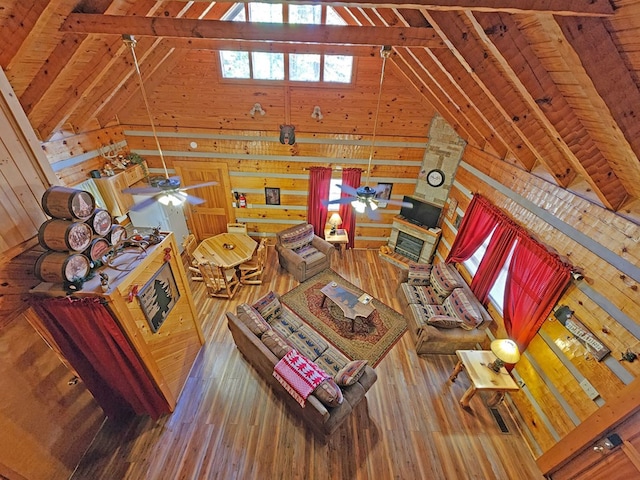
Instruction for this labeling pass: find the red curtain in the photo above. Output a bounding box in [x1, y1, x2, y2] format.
[307, 166, 332, 236]
[446, 195, 500, 263]
[503, 235, 572, 352]
[339, 168, 362, 249]
[470, 222, 518, 304]
[31, 296, 170, 420]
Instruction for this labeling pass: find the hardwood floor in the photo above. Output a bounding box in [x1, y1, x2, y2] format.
[71, 248, 543, 479]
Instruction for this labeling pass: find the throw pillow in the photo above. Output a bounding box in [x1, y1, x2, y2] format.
[335, 360, 368, 387]
[427, 315, 465, 329]
[236, 304, 271, 337]
[407, 262, 432, 286]
[443, 289, 482, 330]
[430, 263, 464, 301]
[252, 291, 282, 323]
[313, 377, 344, 408]
[261, 330, 292, 359]
[279, 224, 314, 251]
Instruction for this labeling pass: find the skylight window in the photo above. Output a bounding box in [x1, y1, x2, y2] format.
[220, 3, 353, 83]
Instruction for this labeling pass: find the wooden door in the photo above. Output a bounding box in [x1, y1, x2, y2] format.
[173, 160, 233, 241]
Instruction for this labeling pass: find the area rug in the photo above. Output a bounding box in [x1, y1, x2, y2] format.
[281, 269, 407, 366]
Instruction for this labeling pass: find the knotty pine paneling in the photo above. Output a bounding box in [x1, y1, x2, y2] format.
[443, 145, 640, 457]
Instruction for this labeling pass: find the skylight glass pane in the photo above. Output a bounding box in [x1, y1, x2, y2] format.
[220, 51, 250, 78]
[249, 2, 283, 23]
[290, 54, 320, 81]
[290, 4, 321, 24]
[252, 52, 284, 80]
[324, 55, 353, 83]
[222, 3, 246, 21]
[326, 6, 347, 25]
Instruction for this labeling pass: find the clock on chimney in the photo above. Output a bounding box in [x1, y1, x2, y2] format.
[426, 169, 445, 187]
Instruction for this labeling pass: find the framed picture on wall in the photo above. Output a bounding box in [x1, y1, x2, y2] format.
[138, 263, 180, 334]
[265, 187, 280, 205]
[375, 183, 393, 207]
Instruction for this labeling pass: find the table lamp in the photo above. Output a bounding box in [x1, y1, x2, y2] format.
[328, 213, 342, 235]
[487, 338, 520, 372]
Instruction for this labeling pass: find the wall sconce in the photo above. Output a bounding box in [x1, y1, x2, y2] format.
[249, 103, 266, 117]
[311, 105, 323, 121]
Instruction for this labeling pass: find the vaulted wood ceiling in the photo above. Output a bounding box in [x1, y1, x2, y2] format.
[2, 1, 640, 223]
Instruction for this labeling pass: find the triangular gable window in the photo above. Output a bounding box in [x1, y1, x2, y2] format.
[220, 3, 353, 83]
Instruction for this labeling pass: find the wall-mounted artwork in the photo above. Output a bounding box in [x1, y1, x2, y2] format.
[138, 263, 180, 333]
[375, 183, 393, 207]
[265, 187, 281, 205]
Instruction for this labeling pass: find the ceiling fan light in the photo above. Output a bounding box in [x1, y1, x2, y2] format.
[369, 201, 378, 211]
[351, 199, 366, 213]
[158, 192, 186, 206]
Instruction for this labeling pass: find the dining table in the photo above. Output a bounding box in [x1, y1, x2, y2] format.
[192, 233, 257, 268]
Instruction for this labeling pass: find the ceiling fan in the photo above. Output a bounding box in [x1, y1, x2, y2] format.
[323, 46, 413, 220]
[120, 35, 217, 212]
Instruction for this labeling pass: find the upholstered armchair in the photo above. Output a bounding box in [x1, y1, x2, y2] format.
[275, 223, 334, 282]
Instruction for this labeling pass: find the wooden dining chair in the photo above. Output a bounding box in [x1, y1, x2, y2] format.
[239, 238, 268, 285]
[227, 222, 248, 234]
[198, 262, 241, 299]
[182, 234, 203, 281]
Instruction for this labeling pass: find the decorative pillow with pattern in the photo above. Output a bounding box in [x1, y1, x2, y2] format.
[443, 289, 482, 330]
[261, 329, 292, 359]
[407, 262, 433, 286]
[335, 360, 368, 387]
[427, 315, 465, 329]
[430, 263, 464, 301]
[236, 304, 271, 337]
[279, 224, 315, 251]
[252, 291, 282, 322]
[313, 377, 344, 408]
[408, 303, 447, 333]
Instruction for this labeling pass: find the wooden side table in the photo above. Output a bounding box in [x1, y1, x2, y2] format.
[448, 349, 519, 408]
[324, 228, 349, 256]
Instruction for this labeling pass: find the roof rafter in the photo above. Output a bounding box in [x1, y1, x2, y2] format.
[60, 13, 446, 48]
[179, 0, 614, 17]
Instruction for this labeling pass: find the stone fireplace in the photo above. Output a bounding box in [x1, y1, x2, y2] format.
[385, 216, 441, 265]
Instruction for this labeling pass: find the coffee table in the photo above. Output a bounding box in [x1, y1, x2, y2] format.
[320, 282, 375, 332]
[448, 350, 519, 408]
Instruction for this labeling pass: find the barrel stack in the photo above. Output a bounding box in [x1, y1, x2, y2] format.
[35, 186, 123, 285]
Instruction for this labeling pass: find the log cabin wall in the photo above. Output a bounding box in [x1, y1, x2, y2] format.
[436, 144, 640, 467]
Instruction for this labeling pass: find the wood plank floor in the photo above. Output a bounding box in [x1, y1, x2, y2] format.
[71, 248, 544, 479]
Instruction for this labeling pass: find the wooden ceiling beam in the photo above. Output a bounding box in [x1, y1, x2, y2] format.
[177, 0, 614, 17]
[60, 13, 446, 48]
[0, 0, 50, 67]
[423, 9, 576, 186]
[557, 16, 640, 200]
[469, 11, 628, 210]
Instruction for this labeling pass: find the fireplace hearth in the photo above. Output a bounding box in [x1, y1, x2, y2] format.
[381, 216, 441, 267]
[395, 231, 424, 262]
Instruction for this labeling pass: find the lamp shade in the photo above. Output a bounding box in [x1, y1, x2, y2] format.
[490, 339, 521, 364]
[328, 213, 342, 227]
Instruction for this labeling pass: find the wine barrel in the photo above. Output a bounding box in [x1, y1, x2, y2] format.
[35, 251, 91, 283]
[106, 224, 127, 245]
[84, 237, 111, 263]
[87, 208, 112, 236]
[41, 186, 96, 221]
[38, 219, 93, 252]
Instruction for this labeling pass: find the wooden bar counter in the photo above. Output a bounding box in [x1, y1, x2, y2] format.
[31, 233, 204, 410]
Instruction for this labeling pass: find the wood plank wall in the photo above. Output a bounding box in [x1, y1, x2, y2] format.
[435, 144, 640, 459]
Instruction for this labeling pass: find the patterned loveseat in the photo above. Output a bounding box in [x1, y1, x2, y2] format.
[397, 262, 492, 354]
[275, 223, 334, 282]
[226, 291, 377, 438]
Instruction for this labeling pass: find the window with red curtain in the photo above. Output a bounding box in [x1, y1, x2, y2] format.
[338, 168, 362, 249]
[446, 195, 500, 264]
[30, 296, 170, 420]
[503, 234, 572, 352]
[307, 166, 332, 236]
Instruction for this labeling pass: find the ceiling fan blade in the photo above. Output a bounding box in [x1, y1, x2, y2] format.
[384, 199, 414, 208]
[180, 181, 219, 192]
[129, 195, 161, 212]
[183, 194, 206, 205]
[122, 186, 162, 195]
[322, 197, 355, 206]
[365, 205, 382, 221]
[336, 184, 359, 196]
